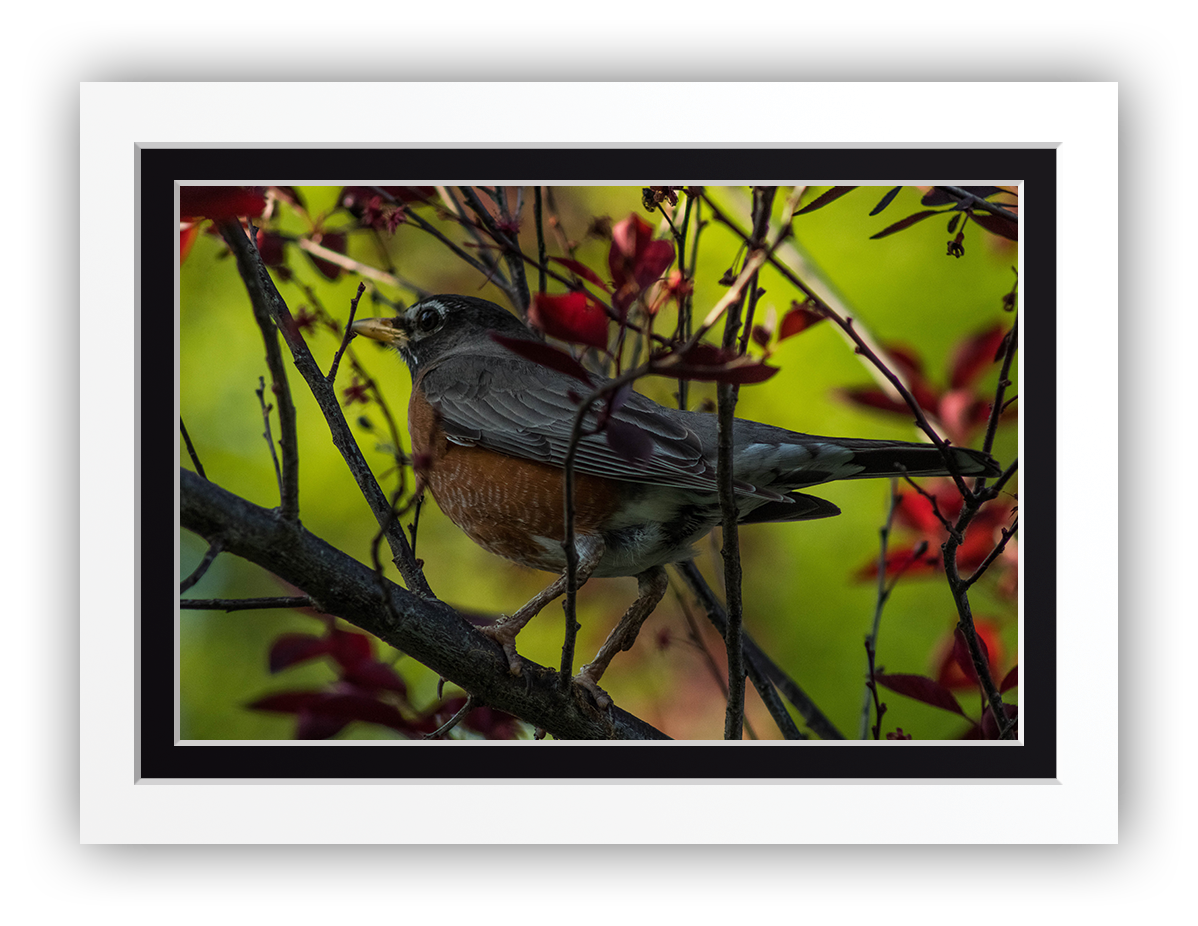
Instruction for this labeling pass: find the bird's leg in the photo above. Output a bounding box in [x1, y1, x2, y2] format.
[574, 566, 669, 709]
[479, 534, 605, 676]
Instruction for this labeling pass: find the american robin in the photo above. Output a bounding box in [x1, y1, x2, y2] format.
[352, 295, 1000, 707]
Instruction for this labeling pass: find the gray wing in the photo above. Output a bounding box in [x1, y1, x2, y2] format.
[420, 352, 783, 498]
[420, 350, 996, 501]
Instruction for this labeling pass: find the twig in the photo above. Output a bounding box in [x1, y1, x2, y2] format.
[254, 376, 284, 500]
[717, 347, 746, 740]
[180, 417, 206, 480]
[234, 224, 300, 521]
[294, 237, 413, 291]
[534, 186, 547, 296]
[860, 480, 900, 739]
[180, 539, 223, 593]
[715, 190, 776, 741]
[180, 596, 313, 611]
[900, 472, 962, 540]
[980, 313, 1018, 464]
[939, 186, 1019, 223]
[216, 220, 432, 599]
[558, 392, 612, 684]
[424, 694, 479, 739]
[669, 579, 760, 740]
[677, 560, 833, 740]
[325, 282, 366, 384]
[460, 186, 529, 313]
[863, 637, 886, 740]
[963, 520, 1018, 589]
[942, 503, 1014, 738]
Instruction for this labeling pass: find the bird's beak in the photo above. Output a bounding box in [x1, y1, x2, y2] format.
[350, 316, 408, 346]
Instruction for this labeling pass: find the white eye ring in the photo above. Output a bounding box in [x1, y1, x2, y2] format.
[415, 305, 442, 333]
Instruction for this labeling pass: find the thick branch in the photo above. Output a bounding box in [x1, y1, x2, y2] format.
[180, 469, 668, 741]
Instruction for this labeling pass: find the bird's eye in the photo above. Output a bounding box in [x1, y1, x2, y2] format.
[415, 306, 442, 333]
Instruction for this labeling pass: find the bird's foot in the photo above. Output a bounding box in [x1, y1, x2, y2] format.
[572, 662, 613, 711]
[478, 618, 526, 677]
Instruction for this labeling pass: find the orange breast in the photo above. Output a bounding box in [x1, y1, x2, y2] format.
[409, 387, 622, 572]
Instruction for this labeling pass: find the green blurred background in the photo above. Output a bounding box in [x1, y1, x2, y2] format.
[179, 185, 1018, 741]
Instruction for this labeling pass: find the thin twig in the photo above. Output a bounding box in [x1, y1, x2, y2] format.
[677, 560, 833, 740]
[863, 637, 886, 740]
[294, 237, 414, 291]
[180, 417, 206, 480]
[325, 282, 366, 384]
[939, 186, 1019, 223]
[963, 521, 1019, 589]
[216, 220, 432, 598]
[860, 480, 900, 739]
[234, 224, 300, 521]
[900, 473, 962, 540]
[180, 539, 223, 593]
[424, 695, 479, 739]
[180, 596, 313, 611]
[255, 376, 284, 500]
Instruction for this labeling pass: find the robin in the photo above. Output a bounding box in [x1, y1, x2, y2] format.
[352, 295, 1000, 707]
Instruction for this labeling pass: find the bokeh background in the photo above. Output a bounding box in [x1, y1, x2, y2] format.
[179, 185, 1018, 741]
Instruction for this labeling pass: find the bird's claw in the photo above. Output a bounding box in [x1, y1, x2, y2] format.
[572, 663, 613, 711]
[479, 619, 525, 676]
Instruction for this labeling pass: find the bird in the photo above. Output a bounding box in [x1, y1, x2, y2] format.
[351, 294, 1000, 708]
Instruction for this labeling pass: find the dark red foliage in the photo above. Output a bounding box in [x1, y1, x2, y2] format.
[777, 301, 826, 341]
[489, 333, 594, 385]
[528, 291, 611, 349]
[873, 672, 966, 716]
[651, 342, 779, 384]
[607, 213, 675, 316]
[180, 186, 267, 221]
[306, 232, 346, 280]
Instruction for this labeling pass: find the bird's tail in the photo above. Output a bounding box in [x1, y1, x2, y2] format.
[825, 439, 1001, 480]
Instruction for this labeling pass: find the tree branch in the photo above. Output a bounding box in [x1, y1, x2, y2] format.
[180, 469, 668, 741]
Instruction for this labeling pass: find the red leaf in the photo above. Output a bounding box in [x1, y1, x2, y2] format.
[490, 333, 594, 385]
[607, 213, 674, 304]
[268, 634, 332, 673]
[949, 323, 1008, 389]
[935, 621, 1004, 690]
[180, 186, 267, 221]
[307, 232, 346, 280]
[310, 693, 410, 730]
[528, 291, 610, 349]
[328, 627, 374, 670]
[796, 185, 858, 215]
[248, 690, 326, 713]
[255, 230, 288, 267]
[873, 673, 966, 716]
[609, 213, 654, 274]
[980, 703, 1018, 739]
[777, 303, 825, 341]
[180, 223, 200, 262]
[870, 209, 945, 239]
[839, 387, 909, 416]
[652, 343, 779, 384]
[1000, 666, 1018, 692]
[633, 239, 675, 291]
[343, 659, 408, 694]
[967, 211, 1018, 241]
[547, 256, 611, 292]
